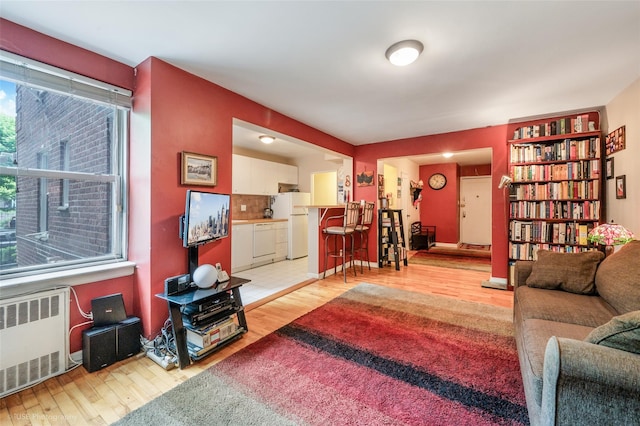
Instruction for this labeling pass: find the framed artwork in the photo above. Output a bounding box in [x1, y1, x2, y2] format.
[356, 169, 374, 186]
[615, 175, 626, 199]
[606, 125, 626, 156]
[181, 151, 217, 186]
[606, 157, 614, 179]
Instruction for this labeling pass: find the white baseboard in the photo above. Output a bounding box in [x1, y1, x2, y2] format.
[481, 277, 508, 290]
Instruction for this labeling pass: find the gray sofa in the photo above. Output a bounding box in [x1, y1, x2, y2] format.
[513, 240, 640, 426]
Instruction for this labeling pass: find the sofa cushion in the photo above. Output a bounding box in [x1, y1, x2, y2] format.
[525, 250, 604, 294]
[585, 310, 640, 354]
[595, 240, 640, 314]
[514, 286, 617, 328]
[517, 319, 593, 407]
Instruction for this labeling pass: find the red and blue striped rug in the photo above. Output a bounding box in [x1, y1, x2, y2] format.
[117, 283, 528, 425]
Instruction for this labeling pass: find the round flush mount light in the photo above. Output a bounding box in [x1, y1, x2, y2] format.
[442, 152, 454, 158]
[385, 39, 424, 66]
[259, 135, 275, 144]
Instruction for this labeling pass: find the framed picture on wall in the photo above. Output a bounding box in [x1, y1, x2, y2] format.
[181, 151, 217, 186]
[615, 175, 626, 199]
[606, 157, 614, 179]
[606, 125, 626, 156]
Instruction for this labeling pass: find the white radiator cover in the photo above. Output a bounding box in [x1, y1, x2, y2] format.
[0, 288, 70, 397]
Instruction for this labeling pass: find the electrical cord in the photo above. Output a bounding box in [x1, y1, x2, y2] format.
[144, 317, 178, 366]
[69, 286, 93, 320]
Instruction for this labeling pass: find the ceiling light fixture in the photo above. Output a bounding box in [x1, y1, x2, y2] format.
[385, 39, 424, 66]
[442, 152, 454, 158]
[259, 135, 275, 144]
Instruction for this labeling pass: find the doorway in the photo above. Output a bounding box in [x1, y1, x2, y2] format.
[459, 176, 491, 245]
[311, 171, 337, 205]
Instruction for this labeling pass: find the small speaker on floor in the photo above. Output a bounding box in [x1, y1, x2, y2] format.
[83, 325, 116, 372]
[116, 316, 141, 361]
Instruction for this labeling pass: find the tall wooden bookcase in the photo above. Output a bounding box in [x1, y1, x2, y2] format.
[506, 111, 604, 281]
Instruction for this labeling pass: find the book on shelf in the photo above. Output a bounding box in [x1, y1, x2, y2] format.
[186, 341, 217, 358]
[185, 315, 237, 349]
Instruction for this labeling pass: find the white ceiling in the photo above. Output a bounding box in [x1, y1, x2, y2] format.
[2, 1, 639, 164]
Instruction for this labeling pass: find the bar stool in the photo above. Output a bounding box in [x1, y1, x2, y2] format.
[354, 202, 375, 273]
[322, 202, 360, 282]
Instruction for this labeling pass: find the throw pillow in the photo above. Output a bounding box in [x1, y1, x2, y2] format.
[585, 311, 640, 355]
[526, 250, 605, 294]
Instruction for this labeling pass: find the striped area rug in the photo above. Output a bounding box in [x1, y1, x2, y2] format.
[115, 284, 528, 425]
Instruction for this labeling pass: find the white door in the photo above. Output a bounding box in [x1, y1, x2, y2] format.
[459, 177, 492, 245]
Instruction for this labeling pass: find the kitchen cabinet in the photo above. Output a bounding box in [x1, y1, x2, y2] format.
[232, 155, 252, 194]
[232, 155, 298, 195]
[275, 221, 288, 261]
[279, 164, 298, 185]
[231, 224, 253, 273]
[250, 159, 278, 195]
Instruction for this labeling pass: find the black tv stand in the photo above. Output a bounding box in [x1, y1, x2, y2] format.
[156, 276, 249, 369]
[188, 245, 199, 278]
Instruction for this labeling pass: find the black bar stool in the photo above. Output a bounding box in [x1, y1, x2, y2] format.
[322, 202, 360, 282]
[354, 202, 375, 273]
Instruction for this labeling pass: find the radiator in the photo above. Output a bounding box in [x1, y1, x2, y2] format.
[0, 288, 70, 397]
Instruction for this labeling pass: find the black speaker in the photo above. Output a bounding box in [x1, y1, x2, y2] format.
[82, 325, 116, 372]
[116, 316, 141, 361]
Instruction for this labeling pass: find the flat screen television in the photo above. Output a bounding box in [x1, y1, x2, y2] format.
[180, 190, 230, 248]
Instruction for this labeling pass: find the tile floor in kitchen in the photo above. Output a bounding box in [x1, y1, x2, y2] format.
[235, 257, 310, 305]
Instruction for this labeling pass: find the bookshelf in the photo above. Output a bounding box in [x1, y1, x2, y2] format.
[377, 209, 407, 270]
[507, 111, 604, 280]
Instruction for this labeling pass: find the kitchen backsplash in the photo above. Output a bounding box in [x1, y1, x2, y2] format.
[231, 194, 271, 220]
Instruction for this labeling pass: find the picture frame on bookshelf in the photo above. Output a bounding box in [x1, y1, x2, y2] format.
[606, 157, 614, 179]
[606, 125, 625, 156]
[615, 175, 626, 199]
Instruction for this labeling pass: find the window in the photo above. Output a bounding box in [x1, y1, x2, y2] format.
[0, 51, 131, 276]
[59, 140, 69, 210]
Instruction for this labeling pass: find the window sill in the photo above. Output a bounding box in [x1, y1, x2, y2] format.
[0, 261, 136, 299]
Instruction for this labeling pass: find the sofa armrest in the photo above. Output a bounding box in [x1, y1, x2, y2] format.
[541, 336, 640, 426]
[513, 261, 533, 288]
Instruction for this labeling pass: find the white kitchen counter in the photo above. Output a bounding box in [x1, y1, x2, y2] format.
[231, 218, 287, 225]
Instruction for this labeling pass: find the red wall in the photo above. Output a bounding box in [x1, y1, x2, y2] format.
[2, 18, 512, 353]
[355, 125, 510, 280]
[0, 19, 134, 91]
[460, 164, 491, 176]
[419, 163, 460, 244]
[131, 58, 355, 337]
[2, 20, 355, 349]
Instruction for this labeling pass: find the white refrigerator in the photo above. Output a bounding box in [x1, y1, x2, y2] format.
[271, 192, 311, 260]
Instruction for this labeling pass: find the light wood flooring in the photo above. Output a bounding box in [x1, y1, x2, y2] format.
[1, 259, 514, 425]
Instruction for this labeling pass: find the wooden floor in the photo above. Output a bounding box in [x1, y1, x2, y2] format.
[0, 259, 514, 425]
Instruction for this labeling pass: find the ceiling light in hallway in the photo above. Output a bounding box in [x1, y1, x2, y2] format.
[259, 135, 275, 144]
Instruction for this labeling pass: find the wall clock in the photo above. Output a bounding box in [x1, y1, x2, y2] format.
[428, 173, 447, 190]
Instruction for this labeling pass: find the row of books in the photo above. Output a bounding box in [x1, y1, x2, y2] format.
[509, 242, 597, 261]
[510, 137, 600, 163]
[512, 114, 595, 140]
[512, 180, 599, 201]
[511, 160, 600, 182]
[185, 315, 239, 357]
[509, 200, 600, 220]
[509, 220, 595, 245]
